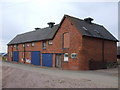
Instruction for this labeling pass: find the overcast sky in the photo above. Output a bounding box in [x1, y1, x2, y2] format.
[0, 0, 119, 53]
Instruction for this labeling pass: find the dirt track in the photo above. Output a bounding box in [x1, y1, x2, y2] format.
[2, 61, 118, 88]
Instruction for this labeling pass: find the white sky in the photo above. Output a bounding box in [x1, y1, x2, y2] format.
[0, 0, 119, 53]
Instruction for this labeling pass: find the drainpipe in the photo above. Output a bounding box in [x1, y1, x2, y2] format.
[102, 40, 104, 62]
[23, 44, 26, 63]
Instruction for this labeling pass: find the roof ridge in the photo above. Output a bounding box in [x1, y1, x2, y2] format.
[17, 24, 59, 36]
[64, 14, 104, 27]
[64, 14, 83, 21]
[40, 24, 59, 30]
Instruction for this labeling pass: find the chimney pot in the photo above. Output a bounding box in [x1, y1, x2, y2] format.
[47, 22, 55, 28]
[35, 28, 40, 30]
[84, 17, 94, 24]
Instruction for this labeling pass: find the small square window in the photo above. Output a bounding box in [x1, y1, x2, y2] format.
[71, 53, 77, 59]
[23, 44, 25, 47]
[48, 40, 53, 45]
[31, 42, 34, 46]
[14, 45, 16, 48]
[26, 44, 29, 47]
[64, 53, 68, 62]
[16, 45, 18, 50]
[42, 41, 46, 49]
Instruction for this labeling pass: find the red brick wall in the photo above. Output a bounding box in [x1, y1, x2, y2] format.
[18, 44, 24, 51]
[82, 37, 103, 61]
[55, 17, 83, 70]
[8, 45, 13, 61]
[19, 52, 24, 63]
[82, 36, 117, 69]
[25, 52, 31, 64]
[7, 17, 117, 70]
[104, 40, 117, 62]
[25, 42, 42, 51]
[52, 54, 55, 68]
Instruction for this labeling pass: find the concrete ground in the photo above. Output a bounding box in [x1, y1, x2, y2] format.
[2, 61, 118, 88]
[0, 60, 2, 89]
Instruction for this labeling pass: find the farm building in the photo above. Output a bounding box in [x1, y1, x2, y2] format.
[7, 15, 118, 70]
[117, 46, 120, 64]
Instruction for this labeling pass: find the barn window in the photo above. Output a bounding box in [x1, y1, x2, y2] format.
[71, 53, 77, 59]
[14, 45, 16, 48]
[23, 44, 25, 47]
[83, 26, 87, 30]
[63, 32, 70, 49]
[31, 42, 34, 46]
[48, 40, 53, 45]
[42, 41, 46, 49]
[64, 53, 68, 62]
[26, 43, 30, 47]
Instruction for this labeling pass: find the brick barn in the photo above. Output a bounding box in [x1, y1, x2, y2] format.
[7, 15, 118, 70]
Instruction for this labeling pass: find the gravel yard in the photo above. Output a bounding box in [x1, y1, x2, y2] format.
[2, 61, 118, 88]
[0, 61, 2, 89]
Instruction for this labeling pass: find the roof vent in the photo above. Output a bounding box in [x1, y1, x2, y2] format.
[35, 28, 40, 30]
[47, 22, 55, 28]
[84, 17, 94, 24]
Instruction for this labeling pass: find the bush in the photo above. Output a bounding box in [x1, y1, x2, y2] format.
[2, 56, 7, 61]
[107, 62, 118, 68]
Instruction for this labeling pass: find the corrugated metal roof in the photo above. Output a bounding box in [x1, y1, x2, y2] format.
[8, 15, 118, 45]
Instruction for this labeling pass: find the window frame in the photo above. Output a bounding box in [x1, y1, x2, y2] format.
[16, 45, 18, 50]
[31, 42, 35, 47]
[64, 53, 69, 62]
[48, 40, 53, 45]
[23, 44, 25, 47]
[62, 32, 70, 49]
[71, 53, 77, 59]
[14, 45, 16, 48]
[42, 41, 46, 49]
[26, 43, 30, 47]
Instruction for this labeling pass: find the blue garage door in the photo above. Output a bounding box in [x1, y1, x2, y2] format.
[42, 54, 52, 67]
[31, 51, 40, 65]
[13, 51, 19, 62]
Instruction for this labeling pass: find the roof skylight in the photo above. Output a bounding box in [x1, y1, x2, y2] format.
[82, 27, 87, 30]
[94, 30, 100, 33]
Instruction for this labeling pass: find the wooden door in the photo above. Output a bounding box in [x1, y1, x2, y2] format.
[55, 54, 62, 68]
